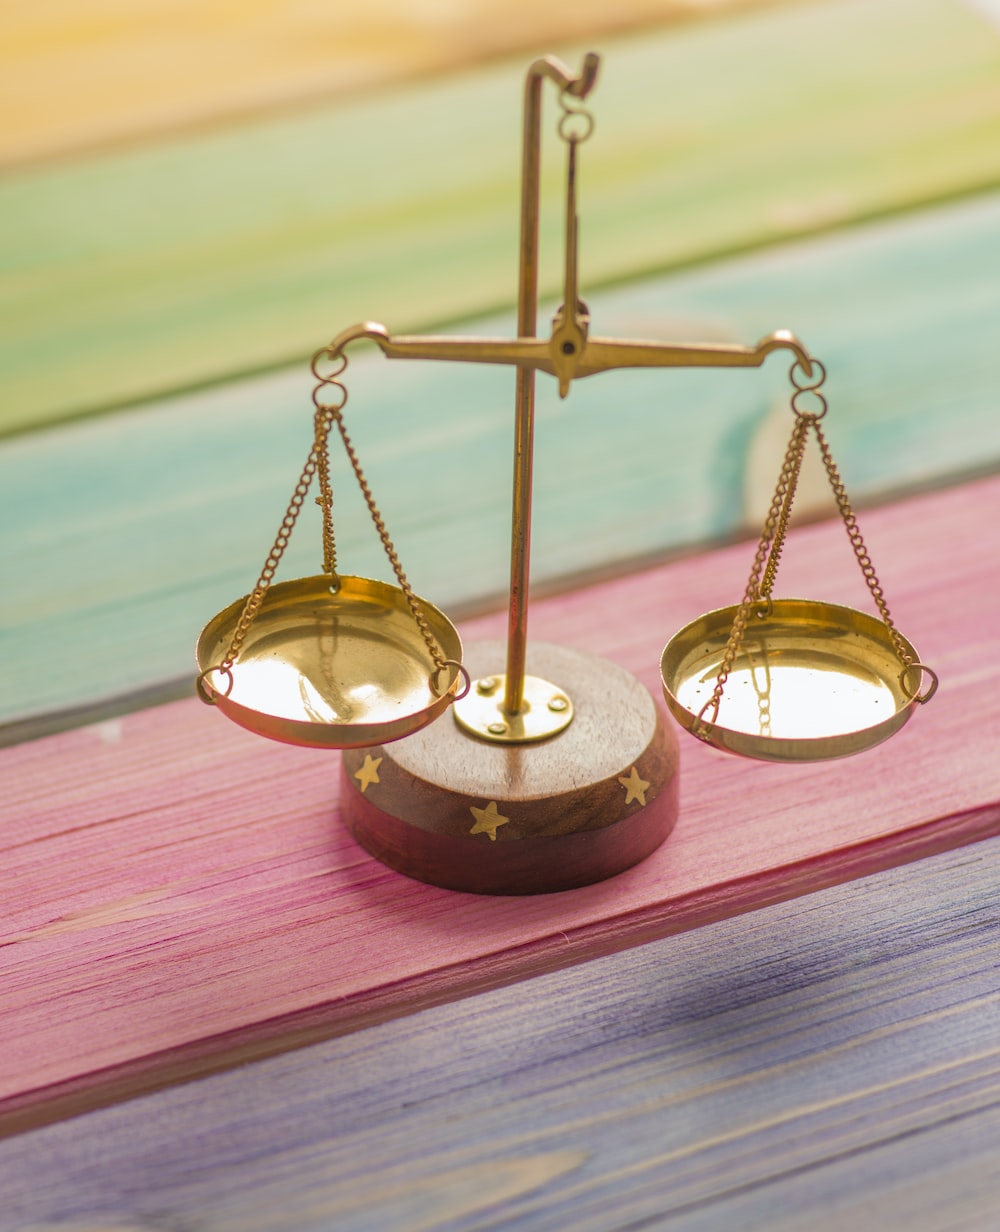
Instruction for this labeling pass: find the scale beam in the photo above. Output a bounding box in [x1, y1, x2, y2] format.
[327, 321, 815, 390]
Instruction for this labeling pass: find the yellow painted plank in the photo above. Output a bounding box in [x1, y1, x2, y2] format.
[0, 0, 771, 167]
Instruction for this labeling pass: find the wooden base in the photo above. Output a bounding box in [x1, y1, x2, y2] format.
[341, 641, 680, 894]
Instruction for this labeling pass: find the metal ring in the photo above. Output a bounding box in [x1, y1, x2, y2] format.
[558, 107, 594, 144]
[430, 659, 472, 702]
[310, 348, 348, 383]
[791, 386, 828, 422]
[754, 597, 774, 620]
[196, 665, 234, 705]
[900, 661, 939, 705]
[311, 381, 347, 414]
[789, 357, 827, 392]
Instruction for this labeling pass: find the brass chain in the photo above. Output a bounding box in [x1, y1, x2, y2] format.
[696, 357, 934, 734]
[216, 400, 340, 679]
[311, 347, 348, 577]
[758, 415, 809, 604]
[696, 410, 811, 729]
[328, 405, 447, 675]
[198, 345, 455, 702]
[811, 419, 913, 670]
[314, 410, 338, 578]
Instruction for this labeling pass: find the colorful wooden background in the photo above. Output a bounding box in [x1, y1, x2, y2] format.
[2, 1, 999, 1227]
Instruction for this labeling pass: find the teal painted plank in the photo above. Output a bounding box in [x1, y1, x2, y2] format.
[3, 191, 1000, 736]
[1, 835, 998, 1229]
[2, 0, 1000, 435]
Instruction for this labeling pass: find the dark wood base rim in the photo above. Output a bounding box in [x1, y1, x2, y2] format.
[340, 641, 681, 895]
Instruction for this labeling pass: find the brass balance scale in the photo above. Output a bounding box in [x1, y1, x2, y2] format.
[197, 53, 937, 895]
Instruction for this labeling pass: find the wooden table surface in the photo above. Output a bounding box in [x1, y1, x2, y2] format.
[2, 1, 999, 1228]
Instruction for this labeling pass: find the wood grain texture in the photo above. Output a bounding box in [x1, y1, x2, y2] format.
[342, 641, 681, 893]
[0, 0, 771, 167]
[2, 474, 998, 1135]
[4, 190, 1000, 737]
[3, 0, 1000, 434]
[1, 834, 999, 1231]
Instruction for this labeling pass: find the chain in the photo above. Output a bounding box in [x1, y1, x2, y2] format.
[309, 343, 449, 675]
[811, 420, 913, 670]
[758, 415, 810, 604]
[696, 357, 936, 735]
[198, 343, 455, 703]
[329, 406, 447, 675]
[218, 402, 340, 674]
[312, 347, 349, 576]
[695, 409, 811, 731]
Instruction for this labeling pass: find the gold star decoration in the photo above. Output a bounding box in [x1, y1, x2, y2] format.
[618, 765, 650, 807]
[353, 754, 383, 794]
[469, 800, 510, 842]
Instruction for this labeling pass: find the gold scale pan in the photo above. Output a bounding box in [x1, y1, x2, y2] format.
[197, 52, 935, 893]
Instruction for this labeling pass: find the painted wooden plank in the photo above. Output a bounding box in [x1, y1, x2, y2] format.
[1, 475, 999, 1135]
[2, 0, 1000, 436]
[4, 191, 1000, 737]
[0, 0, 772, 167]
[1, 835, 999, 1230]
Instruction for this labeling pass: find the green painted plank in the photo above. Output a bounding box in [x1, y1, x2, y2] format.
[1, 835, 999, 1228]
[2, 191, 999, 736]
[1, 0, 1000, 435]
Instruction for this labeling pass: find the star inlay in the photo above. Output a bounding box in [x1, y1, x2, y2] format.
[353, 754, 383, 794]
[469, 800, 510, 841]
[618, 765, 650, 806]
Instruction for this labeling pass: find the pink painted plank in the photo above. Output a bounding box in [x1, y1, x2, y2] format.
[2, 474, 999, 1135]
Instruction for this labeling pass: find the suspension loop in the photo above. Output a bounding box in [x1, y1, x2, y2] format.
[311, 348, 349, 414]
[900, 662, 939, 705]
[431, 659, 472, 703]
[310, 347, 348, 388]
[789, 356, 827, 391]
[196, 664, 235, 705]
[558, 91, 595, 144]
[791, 385, 828, 422]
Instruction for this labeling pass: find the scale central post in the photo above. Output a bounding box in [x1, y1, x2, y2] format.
[502, 53, 600, 727]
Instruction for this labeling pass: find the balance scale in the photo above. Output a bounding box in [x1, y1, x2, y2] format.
[196, 53, 937, 895]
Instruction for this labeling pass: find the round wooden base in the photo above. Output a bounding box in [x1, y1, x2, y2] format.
[340, 640, 680, 894]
